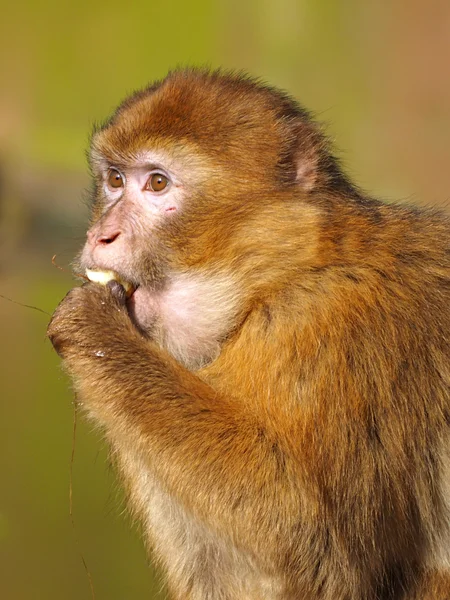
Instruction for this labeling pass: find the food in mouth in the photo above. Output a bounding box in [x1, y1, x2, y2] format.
[85, 268, 134, 297]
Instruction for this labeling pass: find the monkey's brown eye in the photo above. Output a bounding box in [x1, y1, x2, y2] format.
[107, 169, 124, 189]
[148, 173, 169, 192]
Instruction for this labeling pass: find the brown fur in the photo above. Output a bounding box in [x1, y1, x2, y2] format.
[48, 68, 450, 599]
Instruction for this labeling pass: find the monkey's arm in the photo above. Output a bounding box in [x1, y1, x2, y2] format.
[47, 282, 303, 559]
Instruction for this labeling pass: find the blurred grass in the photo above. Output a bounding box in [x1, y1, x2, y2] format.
[0, 1, 449, 599]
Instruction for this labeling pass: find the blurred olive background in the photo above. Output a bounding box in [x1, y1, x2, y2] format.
[1, 1, 449, 599]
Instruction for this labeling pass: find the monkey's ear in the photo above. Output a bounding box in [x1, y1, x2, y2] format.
[286, 122, 323, 192]
[295, 148, 319, 191]
[290, 122, 350, 194]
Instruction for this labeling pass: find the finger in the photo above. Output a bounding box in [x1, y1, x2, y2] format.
[107, 280, 127, 305]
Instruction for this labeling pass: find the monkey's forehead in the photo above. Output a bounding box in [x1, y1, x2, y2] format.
[90, 69, 304, 166]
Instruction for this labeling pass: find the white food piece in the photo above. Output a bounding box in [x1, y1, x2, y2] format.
[86, 268, 134, 296]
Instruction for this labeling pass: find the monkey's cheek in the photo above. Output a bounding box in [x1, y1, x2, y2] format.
[126, 287, 159, 334]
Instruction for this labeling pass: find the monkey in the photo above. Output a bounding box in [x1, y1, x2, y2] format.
[47, 68, 450, 600]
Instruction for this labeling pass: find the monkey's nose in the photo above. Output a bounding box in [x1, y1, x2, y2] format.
[97, 231, 121, 245]
[87, 229, 121, 246]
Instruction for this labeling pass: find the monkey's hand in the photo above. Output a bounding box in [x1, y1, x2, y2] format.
[47, 284, 302, 563]
[47, 281, 140, 361]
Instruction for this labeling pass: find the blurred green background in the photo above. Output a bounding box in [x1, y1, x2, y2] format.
[1, 1, 449, 599]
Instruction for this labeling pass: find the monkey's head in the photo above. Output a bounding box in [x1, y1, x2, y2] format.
[79, 68, 352, 335]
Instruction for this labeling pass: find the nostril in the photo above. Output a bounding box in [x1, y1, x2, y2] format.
[97, 231, 121, 245]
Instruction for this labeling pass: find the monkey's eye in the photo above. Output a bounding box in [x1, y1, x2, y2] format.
[107, 168, 124, 189]
[147, 173, 169, 193]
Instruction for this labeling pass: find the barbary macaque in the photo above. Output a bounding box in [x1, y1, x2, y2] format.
[47, 69, 450, 599]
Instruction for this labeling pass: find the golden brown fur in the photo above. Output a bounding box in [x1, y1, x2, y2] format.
[48, 68, 450, 599]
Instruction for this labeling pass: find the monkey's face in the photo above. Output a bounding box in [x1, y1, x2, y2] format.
[78, 144, 195, 333]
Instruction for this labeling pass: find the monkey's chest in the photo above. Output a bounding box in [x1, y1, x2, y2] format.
[115, 446, 284, 599]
